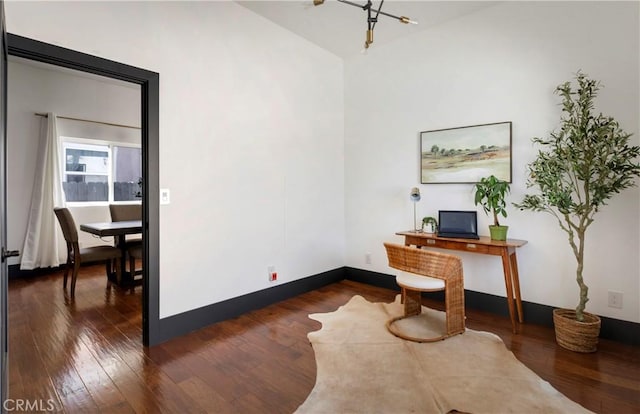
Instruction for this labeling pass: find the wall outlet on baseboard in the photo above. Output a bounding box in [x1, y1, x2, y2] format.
[608, 291, 623, 309]
[268, 266, 277, 282]
[365, 252, 372, 264]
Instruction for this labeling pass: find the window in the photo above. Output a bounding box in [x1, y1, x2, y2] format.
[62, 139, 141, 203]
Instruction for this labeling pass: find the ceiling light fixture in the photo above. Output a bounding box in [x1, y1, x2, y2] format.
[313, 0, 418, 50]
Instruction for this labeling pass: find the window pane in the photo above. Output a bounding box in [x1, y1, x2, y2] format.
[113, 146, 142, 201]
[65, 145, 109, 174]
[62, 175, 108, 202]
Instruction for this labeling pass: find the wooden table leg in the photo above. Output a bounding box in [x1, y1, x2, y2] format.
[509, 249, 524, 323]
[501, 249, 518, 333]
[115, 235, 133, 286]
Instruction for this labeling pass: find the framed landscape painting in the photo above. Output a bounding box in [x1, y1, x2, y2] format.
[420, 121, 512, 184]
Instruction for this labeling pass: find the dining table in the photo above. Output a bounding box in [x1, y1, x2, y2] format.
[80, 220, 143, 287]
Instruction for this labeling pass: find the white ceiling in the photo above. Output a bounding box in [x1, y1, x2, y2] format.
[237, 1, 500, 58]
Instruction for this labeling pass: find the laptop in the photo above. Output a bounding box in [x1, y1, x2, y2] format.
[437, 210, 480, 239]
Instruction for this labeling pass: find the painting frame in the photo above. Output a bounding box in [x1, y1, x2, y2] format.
[420, 121, 512, 184]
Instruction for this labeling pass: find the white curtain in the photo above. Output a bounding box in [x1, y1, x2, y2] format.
[20, 113, 66, 269]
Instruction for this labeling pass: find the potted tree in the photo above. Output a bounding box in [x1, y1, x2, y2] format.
[473, 175, 510, 240]
[514, 72, 640, 352]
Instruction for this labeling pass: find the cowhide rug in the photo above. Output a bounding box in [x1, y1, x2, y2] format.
[295, 295, 592, 414]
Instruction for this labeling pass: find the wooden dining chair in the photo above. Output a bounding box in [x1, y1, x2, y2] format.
[127, 245, 143, 279]
[383, 242, 465, 342]
[109, 204, 142, 276]
[108, 204, 142, 243]
[54, 207, 122, 297]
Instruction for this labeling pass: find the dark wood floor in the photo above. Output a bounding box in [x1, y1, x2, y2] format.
[8, 265, 640, 413]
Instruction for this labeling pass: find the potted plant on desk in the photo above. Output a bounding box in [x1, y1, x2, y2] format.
[474, 175, 510, 241]
[514, 71, 640, 352]
[422, 216, 438, 233]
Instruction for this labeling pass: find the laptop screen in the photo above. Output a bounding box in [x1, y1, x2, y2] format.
[438, 210, 478, 236]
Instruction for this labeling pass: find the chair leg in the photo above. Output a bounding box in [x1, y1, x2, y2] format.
[70, 261, 80, 297]
[444, 281, 465, 337]
[105, 260, 112, 284]
[114, 258, 122, 285]
[404, 289, 422, 317]
[387, 287, 451, 343]
[106, 259, 121, 284]
[63, 258, 71, 289]
[129, 255, 136, 276]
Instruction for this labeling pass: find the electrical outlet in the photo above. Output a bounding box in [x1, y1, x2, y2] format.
[608, 291, 623, 309]
[365, 252, 372, 264]
[268, 266, 277, 282]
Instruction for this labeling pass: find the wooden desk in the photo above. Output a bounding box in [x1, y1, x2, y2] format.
[80, 220, 142, 287]
[396, 230, 527, 333]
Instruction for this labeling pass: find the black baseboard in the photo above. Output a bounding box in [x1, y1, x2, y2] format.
[344, 267, 639, 346]
[344, 267, 399, 291]
[8, 262, 114, 279]
[13, 264, 638, 346]
[8, 264, 63, 279]
[155, 267, 345, 344]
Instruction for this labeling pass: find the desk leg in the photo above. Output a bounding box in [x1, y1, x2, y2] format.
[501, 249, 518, 333]
[116, 235, 131, 286]
[509, 249, 524, 323]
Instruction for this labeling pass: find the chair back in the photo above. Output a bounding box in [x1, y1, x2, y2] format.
[109, 204, 142, 222]
[54, 207, 79, 243]
[383, 242, 462, 281]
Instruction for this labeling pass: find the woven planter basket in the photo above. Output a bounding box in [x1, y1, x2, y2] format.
[553, 309, 601, 353]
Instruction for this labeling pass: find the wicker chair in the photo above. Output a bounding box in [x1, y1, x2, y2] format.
[54, 207, 122, 297]
[383, 242, 465, 342]
[109, 204, 142, 276]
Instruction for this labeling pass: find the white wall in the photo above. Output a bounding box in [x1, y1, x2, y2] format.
[7, 59, 142, 265]
[5, 1, 345, 318]
[7, 1, 637, 325]
[344, 1, 639, 322]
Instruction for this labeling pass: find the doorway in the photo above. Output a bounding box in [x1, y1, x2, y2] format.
[6, 34, 160, 346]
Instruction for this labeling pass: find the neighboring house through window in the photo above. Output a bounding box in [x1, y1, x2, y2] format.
[62, 138, 141, 203]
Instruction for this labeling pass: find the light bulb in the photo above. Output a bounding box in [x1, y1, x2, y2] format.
[400, 16, 418, 25]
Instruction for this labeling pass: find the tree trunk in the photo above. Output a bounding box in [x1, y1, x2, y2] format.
[575, 229, 588, 322]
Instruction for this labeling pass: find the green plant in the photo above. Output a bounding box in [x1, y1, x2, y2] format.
[135, 177, 142, 198]
[474, 175, 510, 226]
[422, 216, 437, 231]
[514, 71, 640, 322]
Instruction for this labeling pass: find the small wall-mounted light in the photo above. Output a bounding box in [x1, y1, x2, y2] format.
[410, 187, 421, 232]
